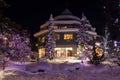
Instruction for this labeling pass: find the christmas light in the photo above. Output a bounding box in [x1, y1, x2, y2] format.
[45, 14, 56, 60]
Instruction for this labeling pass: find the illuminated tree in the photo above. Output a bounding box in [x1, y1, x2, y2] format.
[0, 16, 33, 70]
[76, 13, 95, 62]
[45, 14, 56, 60]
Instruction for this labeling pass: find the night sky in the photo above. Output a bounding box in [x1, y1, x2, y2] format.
[3, 0, 119, 39]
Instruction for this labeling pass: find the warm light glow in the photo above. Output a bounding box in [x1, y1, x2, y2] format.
[41, 37, 45, 43]
[55, 47, 73, 57]
[54, 26, 58, 29]
[64, 34, 73, 40]
[95, 46, 103, 56]
[35, 44, 38, 46]
[62, 26, 67, 28]
[55, 34, 60, 40]
[3, 37, 7, 40]
[39, 48, 45, 58]
[0, 71, 5, 79]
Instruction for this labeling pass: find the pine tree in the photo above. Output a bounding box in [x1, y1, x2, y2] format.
[0, 16, 33, 70]
[45, 14, 56, 60]
[76, 13, 95, 63]
[0, 0, 33, 70]
[76, 13, 105, 65]
[0, 18, 33, 59]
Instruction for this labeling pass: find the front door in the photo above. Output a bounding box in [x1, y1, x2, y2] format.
[55, 47, 73, 58]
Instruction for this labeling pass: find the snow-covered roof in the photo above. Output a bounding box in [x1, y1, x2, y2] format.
[61, 8, 73, 15]
[54, 15, 80, 21]
[34, 9, 96, 37]
[34, 28, 79, 37]
[34, 30, 49, 37]
[40, 9, 81, 29]
[54, 9, 80, 21]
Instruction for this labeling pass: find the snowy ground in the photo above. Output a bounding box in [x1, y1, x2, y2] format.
[0, 58, 120, 80]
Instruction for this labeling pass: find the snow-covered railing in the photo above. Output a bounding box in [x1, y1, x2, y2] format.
[40, 20, 81, 29]
[54, 28, 79, 32]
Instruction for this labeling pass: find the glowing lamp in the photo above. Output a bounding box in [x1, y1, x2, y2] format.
[4, 37, 7, 40]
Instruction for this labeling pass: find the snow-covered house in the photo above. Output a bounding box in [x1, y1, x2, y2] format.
[34, 9, 97, 58]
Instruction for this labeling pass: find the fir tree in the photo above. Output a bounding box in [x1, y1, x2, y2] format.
[45, 14, 56, 60]
[0, 1, 33, 69]
[76, 13, 95, 63]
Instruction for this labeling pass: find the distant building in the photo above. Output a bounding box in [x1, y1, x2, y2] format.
[34, 9, 97, 58]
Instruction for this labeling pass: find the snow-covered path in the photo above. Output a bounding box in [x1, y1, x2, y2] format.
[0, 59, 120, 80]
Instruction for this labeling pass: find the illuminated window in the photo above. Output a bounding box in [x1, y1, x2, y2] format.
[55, 34, 60, 40]
[54, 26, 58, 29]
[62, 26, 67, 28]
[41, 37, 45, 43]
[39, 48, 45, 58]
[64, 34, 73, 40]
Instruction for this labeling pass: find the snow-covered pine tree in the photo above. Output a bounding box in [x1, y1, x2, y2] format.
[45, 14, 56, 60]
[76, 13, 94, 62]
[0, 16, 33, 61]
[0, 16, 33, 70]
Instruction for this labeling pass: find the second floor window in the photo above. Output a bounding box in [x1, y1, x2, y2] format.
[55, 34, 60, 40]
[41, 37, 45, 43]
[54, 26, 58, 29]
[64, 34, 73, 40]
[62, 26, 67, 29]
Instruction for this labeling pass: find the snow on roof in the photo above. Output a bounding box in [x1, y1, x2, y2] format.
[61, 8, 73, 15]
[34, 30, 49, 37]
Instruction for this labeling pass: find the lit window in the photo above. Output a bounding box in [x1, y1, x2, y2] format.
[62, 26, 67, 28]
[41, 37, 45, 43]
[54, 26, 58, 29]
[55, 34, 60, 40]
[35, 44, 38, 46]
[64, 34, 73, 40]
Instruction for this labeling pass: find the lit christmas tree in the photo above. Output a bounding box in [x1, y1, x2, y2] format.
[0, 16, 33, 70]
[76, 13, 95, 62]
[45, 14, 56, 60]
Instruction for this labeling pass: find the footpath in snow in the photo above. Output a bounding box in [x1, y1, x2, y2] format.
[0, 58, 120, 80]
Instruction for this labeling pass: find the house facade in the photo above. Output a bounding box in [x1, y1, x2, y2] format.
[34, 9, 97, 58]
